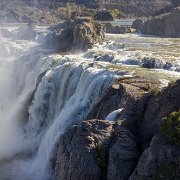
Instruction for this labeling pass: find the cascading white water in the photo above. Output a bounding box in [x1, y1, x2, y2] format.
[0, 30, 116, 179]
[0, 21, 179, 179]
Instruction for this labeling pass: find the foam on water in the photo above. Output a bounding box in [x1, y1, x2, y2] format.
[0, 30, 117, 179]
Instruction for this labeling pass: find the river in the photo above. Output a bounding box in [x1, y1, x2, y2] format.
[0, 24, 179, 179]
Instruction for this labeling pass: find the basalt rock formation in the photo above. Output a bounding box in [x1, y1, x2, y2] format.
[132, 7, 180, 37]
[55, 120, 140, 180]
[93, 11, 114, 21]
[45, 18, 105, 52]
[55, 78, 180, 180]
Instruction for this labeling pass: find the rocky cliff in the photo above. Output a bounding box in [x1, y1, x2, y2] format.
[132, 7, 180, 37]
[55, 78, 180, 180]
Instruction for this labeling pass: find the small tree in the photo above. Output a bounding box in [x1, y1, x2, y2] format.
[161, 111, 180, 146]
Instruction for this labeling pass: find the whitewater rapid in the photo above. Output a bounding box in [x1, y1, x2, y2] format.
[0, 25, 180, 180]
[0, 30, 119, 179]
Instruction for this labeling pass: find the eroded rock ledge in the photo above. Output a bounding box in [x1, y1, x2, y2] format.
[55, 78, 180, 180]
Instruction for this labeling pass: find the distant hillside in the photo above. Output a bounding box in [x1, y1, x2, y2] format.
[35, 0, 172, 17]
[68, 1, 171, 14]
[1, 0, 172, 18]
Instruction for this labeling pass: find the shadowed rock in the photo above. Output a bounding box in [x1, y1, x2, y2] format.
[93, 11, 114, 21]
[130, 134, 180, 180]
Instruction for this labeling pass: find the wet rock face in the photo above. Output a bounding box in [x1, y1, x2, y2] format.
[46, 18, 105, 52]
[55, 120, 139, 180]
[132, 7, 180, 37]
[141, 57, 165, 69]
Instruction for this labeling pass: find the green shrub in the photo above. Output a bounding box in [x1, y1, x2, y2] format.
[153, 162, 177, 180]
[95, 141, 107, 167]
[110, 9, 119, 17]
[161, 111, 180, 146]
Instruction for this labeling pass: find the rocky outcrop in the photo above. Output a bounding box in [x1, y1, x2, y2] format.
[86, 77, 159, 125]
[55, 120, 113, 180]
[107, 121, 140, 180]
[55, 120, 139, 180]
[141, 57, 167, 69]
[123, 56, 180, 72]
[130, 134, 180, 180]
[104, 23, 131, 34]
[93, 11, 114, 21]
[45, 18, 105, 52]
[137, 79, 180, 150]
[132, 7, 180, 37]
[55, 78, 180, 180]
[87, 78, 180, 150]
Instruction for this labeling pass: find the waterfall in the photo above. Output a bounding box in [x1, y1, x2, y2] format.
[0, 33, 116, 179]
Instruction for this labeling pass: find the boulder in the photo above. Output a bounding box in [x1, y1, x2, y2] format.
[104, 23, 131, 34]
[55, 120, 139, 180]
[141, 57, 166, 69]
[93, 11, 114, 21]
[132, 7, 180, 37]
[95, 54, 114, 62]
[46, 18, 105, 52]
